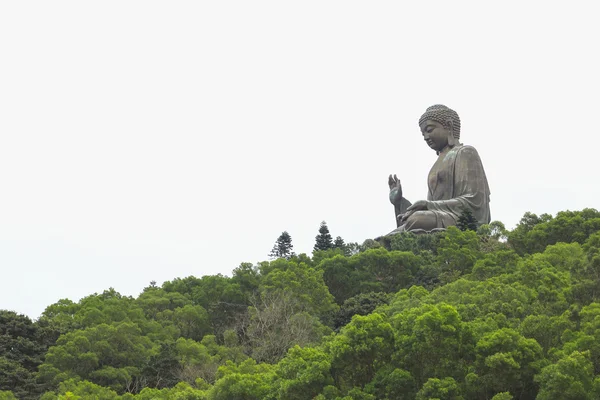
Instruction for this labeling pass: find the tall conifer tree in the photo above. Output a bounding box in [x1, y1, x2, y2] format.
[457, 208, 478, 231]
[314, 221, 334, 251]
[269, 231, 295, 259]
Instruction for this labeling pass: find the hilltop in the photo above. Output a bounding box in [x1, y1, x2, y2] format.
[2, 208, 600, 399]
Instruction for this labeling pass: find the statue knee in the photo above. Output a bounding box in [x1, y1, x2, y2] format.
[404, 211, 438, 232]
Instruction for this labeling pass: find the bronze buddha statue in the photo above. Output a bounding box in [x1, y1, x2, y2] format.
[387, 104, 491, 235]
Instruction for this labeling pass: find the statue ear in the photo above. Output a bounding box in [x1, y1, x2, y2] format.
[446, 119, 459, 147]
[448, 134, 459, 147]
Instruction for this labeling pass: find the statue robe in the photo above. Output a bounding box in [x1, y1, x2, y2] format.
[393, 143, 490, 234]
[423, 144, 491, 228]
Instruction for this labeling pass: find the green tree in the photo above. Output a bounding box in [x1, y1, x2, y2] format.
[471, 249, 519, 280]
[0, 310, 48, 398]
[519, 312, 574, 353]
[246, 291, 331, 363]
[0, 391, 18, 400]
[135, 288, 189, 321]
[473, 328, 543, 398]
[333, 236, 346, 252]
[314, 221, 334, 252]
[38, 322, 154, 393]
[416, 377, 463, 400]
[252, 254, 337, 363]
[364, 367, 415, 400]
[162, 275, 249, 339]
[173, 304, 211, 341]
[328, 313, 395, 391]
[320, 248, 423, 305]
[457, 208, 478, 232]
[133, 382, 208, 399]
[436, 227, 482, 282]
[0, 358, 29, 398]
[260, 258, 338, 318]
[232, 262, 261, 295]
[209, 359, 275, 400]
[269, 231, 295, 259]
[38, 299, 82, 340]
[333, 292, 391, 330]
[508, 209, 600, 256]
[389, 231, 441, 255]
[488, 220, 508, 240]
[275, 346, 333, 400]
[39, 379, 119, 400]
[246, 259, 338, 362]
[490, 393, 512, 400]
[320, 255, 359, 305]
[535, 351, 595, 400]
[570, 232, 600, 304]
[141, 342, 180, 389]
[393, 304, 473, 387]
[175, 335, 246, 385]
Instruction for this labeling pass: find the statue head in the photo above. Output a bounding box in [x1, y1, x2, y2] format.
[418, 104, 461, 152]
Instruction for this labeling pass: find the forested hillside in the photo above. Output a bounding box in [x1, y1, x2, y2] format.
[2, 209, 600, 399]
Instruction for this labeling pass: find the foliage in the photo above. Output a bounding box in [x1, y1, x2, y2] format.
[457, 207, 478, 232]
[209, 359, 274, 400]
[38, 322, 154, 392]
[314, 221, 334, 252]
[508, 208, 600, 256]
[328, 313, 395, 391]
[269, 231, 295, 259]
[472, 328, 543, 398]
[0, 391, 18, 400]
[389, 231, 441, 255]
[7, 208, 600, 399]
[0, 310, 52, 398]
[416, 377, 463, 400]
[333, 236, 345, 250]
[275, 346, 333, 399]
[535, 351, 597, 400]
[392, 303, 473, 387]
[333, 292, 391, 330]
[320, 248, 424, 305]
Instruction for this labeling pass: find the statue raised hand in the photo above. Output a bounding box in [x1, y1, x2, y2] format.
[388, 174, 403, 206]
[388, 174, 412, 227]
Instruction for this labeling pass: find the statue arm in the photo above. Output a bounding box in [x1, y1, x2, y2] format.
[394, 197, 412, 227]
[388, 174, 412, 227]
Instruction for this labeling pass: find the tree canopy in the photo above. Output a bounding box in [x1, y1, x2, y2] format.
[3, 208, 600, 399]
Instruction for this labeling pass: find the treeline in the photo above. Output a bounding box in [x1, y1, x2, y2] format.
[2, 209, 600, 399]
[269, 221, 356, 260]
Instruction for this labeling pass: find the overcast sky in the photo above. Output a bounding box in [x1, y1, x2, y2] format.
[1, 1, 599, 319]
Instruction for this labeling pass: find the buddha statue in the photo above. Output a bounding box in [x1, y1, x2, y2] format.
[387, 104, 491, 235]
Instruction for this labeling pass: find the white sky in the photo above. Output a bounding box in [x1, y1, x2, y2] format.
[1, 1, 599, 319]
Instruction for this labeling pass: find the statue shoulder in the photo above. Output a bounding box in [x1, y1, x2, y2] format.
[456, 144, 483, 159]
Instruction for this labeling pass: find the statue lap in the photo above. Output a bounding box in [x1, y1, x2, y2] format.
[404, 210, 456, 232]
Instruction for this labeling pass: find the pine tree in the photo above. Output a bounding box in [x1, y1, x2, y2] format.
[269, 231, 295, 259]
[457, 208, 478, 231]
[334, 236, 352, 256]
[314, 221, 334, 252]
[334, 236, 345, 249]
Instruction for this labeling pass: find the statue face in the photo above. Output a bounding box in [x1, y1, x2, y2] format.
[420, 119, 450, 152]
